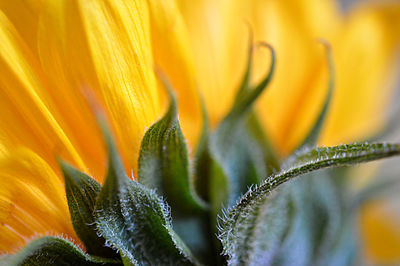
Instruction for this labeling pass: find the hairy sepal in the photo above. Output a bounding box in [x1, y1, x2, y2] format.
[60, 160, 117, 258]
[138, 78, 213, 263]
[94, 121, 196, 265]
[266, 46, 344, 265]
[209, 44, 277, 219]
[138, 84, 207, 213]
[3, 236, 120, 266]
[271, 172, 343, 266]
[219, 142, 400, 264]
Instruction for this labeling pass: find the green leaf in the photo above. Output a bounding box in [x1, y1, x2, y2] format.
[219, 142, 400, 264]
[138, 80, 207, 213]
[94, 121, 197, 265]
[209, 43, 276, 216]
[59, 160, 117, 258]
[5, 236, 121, 266]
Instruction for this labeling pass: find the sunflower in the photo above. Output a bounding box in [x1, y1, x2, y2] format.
[0, 0, 400, 265]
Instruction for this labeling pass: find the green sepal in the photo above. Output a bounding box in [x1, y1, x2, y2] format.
[94, 120, 197, 265]
[272, 173, 343, 266]
[229, 43, 275, 118]
[209, 43, 276, 217]
[219, 186, 289, 266]
[193, 97, 211, 201]
[219, 142, 400, 264]
[0, 255, 13, 265]
[169, 96, 217, 264]
[210, 119, 262, 210]
[247, 112, 280, 176]
[59, 160, 117, 258]
[267, 45, 341, 265]
[3, 236, 121, 266]
[139, 76, 213, 263]
[138, 79, 207, 213]
[232, 31, 254, 105]
[235, 37, 279, 177]
[317, 217, 358, 266]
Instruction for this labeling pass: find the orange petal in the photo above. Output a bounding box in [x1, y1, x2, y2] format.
[361, 200, 400, 264]
[0, 148, 79, 253]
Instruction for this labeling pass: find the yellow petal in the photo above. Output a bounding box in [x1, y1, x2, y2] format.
[0, 1, 163, 251]
[361, 200, 400, 264]
[178, 0, 400, 155]
[0, 0, 43, 57]
[0, 2, 106, 180]
[246, 0, 339, 155]
[0, 10, 87, 172]
[251, 1, 400, 154]
[37, 0, 162, 177]
[321, 3, 400, 146]
[0, 148, 78, 253]
[176, 0, 249, 127]
[146, 0, 202, 150]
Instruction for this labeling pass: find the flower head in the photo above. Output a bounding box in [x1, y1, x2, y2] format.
[1, 0, 400, 264]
